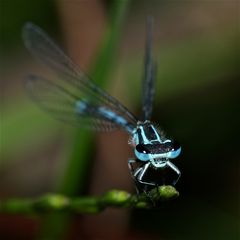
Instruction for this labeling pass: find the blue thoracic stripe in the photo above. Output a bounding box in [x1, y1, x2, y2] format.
[137, 128, 143, 144]
[136, 124, 162, 145]
[150, 125, 162, 142]
[146, 125, 156, 139]
[140, 126, 150, 143]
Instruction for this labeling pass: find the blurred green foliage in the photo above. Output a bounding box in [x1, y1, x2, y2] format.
[1, 99, 63, 160]
[0, 0, 58, 54]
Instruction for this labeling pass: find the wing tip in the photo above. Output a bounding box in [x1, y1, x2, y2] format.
[22, 22, 33, 47]
[22, 22, 40, 49]
[23, 22, 35, 30]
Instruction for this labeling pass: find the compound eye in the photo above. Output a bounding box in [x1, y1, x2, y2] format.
[164, 140, 181, 151]
[136, 144, 150, 154]
[172, 140, 181, 151]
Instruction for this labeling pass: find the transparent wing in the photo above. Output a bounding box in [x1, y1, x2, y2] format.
[142, 17, 156, 121]
[26, 74, 128, 131]
[23, 22, 138, 132]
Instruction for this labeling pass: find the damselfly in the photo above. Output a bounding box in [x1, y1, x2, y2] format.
[23, 18, 181, 195]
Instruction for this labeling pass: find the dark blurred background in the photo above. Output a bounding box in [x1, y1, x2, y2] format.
[1, 0, 239, 239]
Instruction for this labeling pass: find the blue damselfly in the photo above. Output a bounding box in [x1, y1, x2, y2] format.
[23, 18, 181, 195]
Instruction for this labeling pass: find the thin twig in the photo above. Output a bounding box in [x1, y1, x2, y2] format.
[0, 186, 179, 215]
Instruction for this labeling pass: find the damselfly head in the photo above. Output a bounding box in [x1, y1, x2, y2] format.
[164, 140, 181, 158]
[134, 141, 181, 162]
[132, 121, 177, 161]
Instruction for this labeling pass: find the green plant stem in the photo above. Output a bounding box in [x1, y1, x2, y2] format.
[39, 2, 131, 239]
[0, 186, 179, 214]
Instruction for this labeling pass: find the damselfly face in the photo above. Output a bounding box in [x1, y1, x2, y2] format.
[131, 121, 181, 168]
